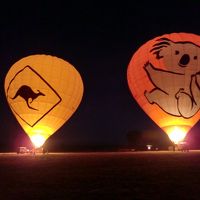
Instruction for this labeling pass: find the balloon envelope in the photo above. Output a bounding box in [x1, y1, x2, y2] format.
[5, 55, 84, 148]
[127, 33, 200, 144]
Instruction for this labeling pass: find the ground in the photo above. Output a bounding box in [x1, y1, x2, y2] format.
[1, 151, 200, 200]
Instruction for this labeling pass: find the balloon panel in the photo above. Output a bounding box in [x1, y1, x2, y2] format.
[5, 55, 84, 147]
[127, 33, 200, 142]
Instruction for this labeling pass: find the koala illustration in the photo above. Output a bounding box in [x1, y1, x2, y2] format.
[144, 37, 200, 118]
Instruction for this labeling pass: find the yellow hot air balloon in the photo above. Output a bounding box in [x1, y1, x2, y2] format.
[4, 54, 84, 148]
[127, 32, 200, 144]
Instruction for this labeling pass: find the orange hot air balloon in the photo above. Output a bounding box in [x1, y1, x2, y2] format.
[127, 32, 200, 144]
[4, 55, 84, 148]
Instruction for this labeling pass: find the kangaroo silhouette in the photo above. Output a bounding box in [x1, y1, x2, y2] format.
[11, 85, 45, 110]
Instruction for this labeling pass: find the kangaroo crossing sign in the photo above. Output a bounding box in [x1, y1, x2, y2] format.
[6, 65, 62, 127]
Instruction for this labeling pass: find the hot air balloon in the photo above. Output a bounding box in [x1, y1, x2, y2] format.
[4, 54, 84, 149]
[127, 32, 200, 145]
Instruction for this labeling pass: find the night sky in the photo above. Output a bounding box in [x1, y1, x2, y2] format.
[1, 1, 200, 151]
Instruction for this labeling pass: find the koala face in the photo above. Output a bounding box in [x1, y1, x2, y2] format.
[151, 38, 200, 75]
[160, 43, 200, 74]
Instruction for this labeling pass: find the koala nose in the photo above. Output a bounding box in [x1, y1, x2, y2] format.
[179, 54, 190, 66]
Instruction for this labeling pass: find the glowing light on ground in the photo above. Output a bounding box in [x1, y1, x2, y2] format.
[30, 134, 46, 148]
[167, 126, 187, 144]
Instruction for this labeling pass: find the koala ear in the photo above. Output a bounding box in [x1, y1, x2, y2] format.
[150, 38, 172, 60]
[152, 49, 164, 60]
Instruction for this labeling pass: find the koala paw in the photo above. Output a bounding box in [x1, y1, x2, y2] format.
[175, 88, 184, 99]
[144, 90, 154, 104]
[195, 74, 200, 89]
[144, 61, 150, 69]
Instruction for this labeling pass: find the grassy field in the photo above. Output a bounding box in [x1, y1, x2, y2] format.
[1, 151, 200, 200]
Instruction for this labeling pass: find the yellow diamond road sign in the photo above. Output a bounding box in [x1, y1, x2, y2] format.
[6, 66, 62, 127]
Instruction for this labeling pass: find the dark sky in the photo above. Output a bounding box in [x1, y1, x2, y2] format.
[1, 1, 200, 151]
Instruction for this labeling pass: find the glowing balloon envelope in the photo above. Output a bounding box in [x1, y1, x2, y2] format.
[127, 32, 200, 144]
[5, 54, 84, 148]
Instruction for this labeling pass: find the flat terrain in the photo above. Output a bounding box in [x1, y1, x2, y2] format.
[1, 151, 200, 200]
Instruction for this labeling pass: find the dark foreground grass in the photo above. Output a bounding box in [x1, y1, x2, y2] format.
[1, 151, 200, 200]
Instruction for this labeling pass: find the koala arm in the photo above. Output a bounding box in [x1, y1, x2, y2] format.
[144, 62, 183, 92]
[191, 74, 200, 104]
[176, 75, 200, 118]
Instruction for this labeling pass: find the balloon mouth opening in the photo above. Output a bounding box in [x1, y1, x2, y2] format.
[163, 125, 190, 144]
[30, 134, 46, 148]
